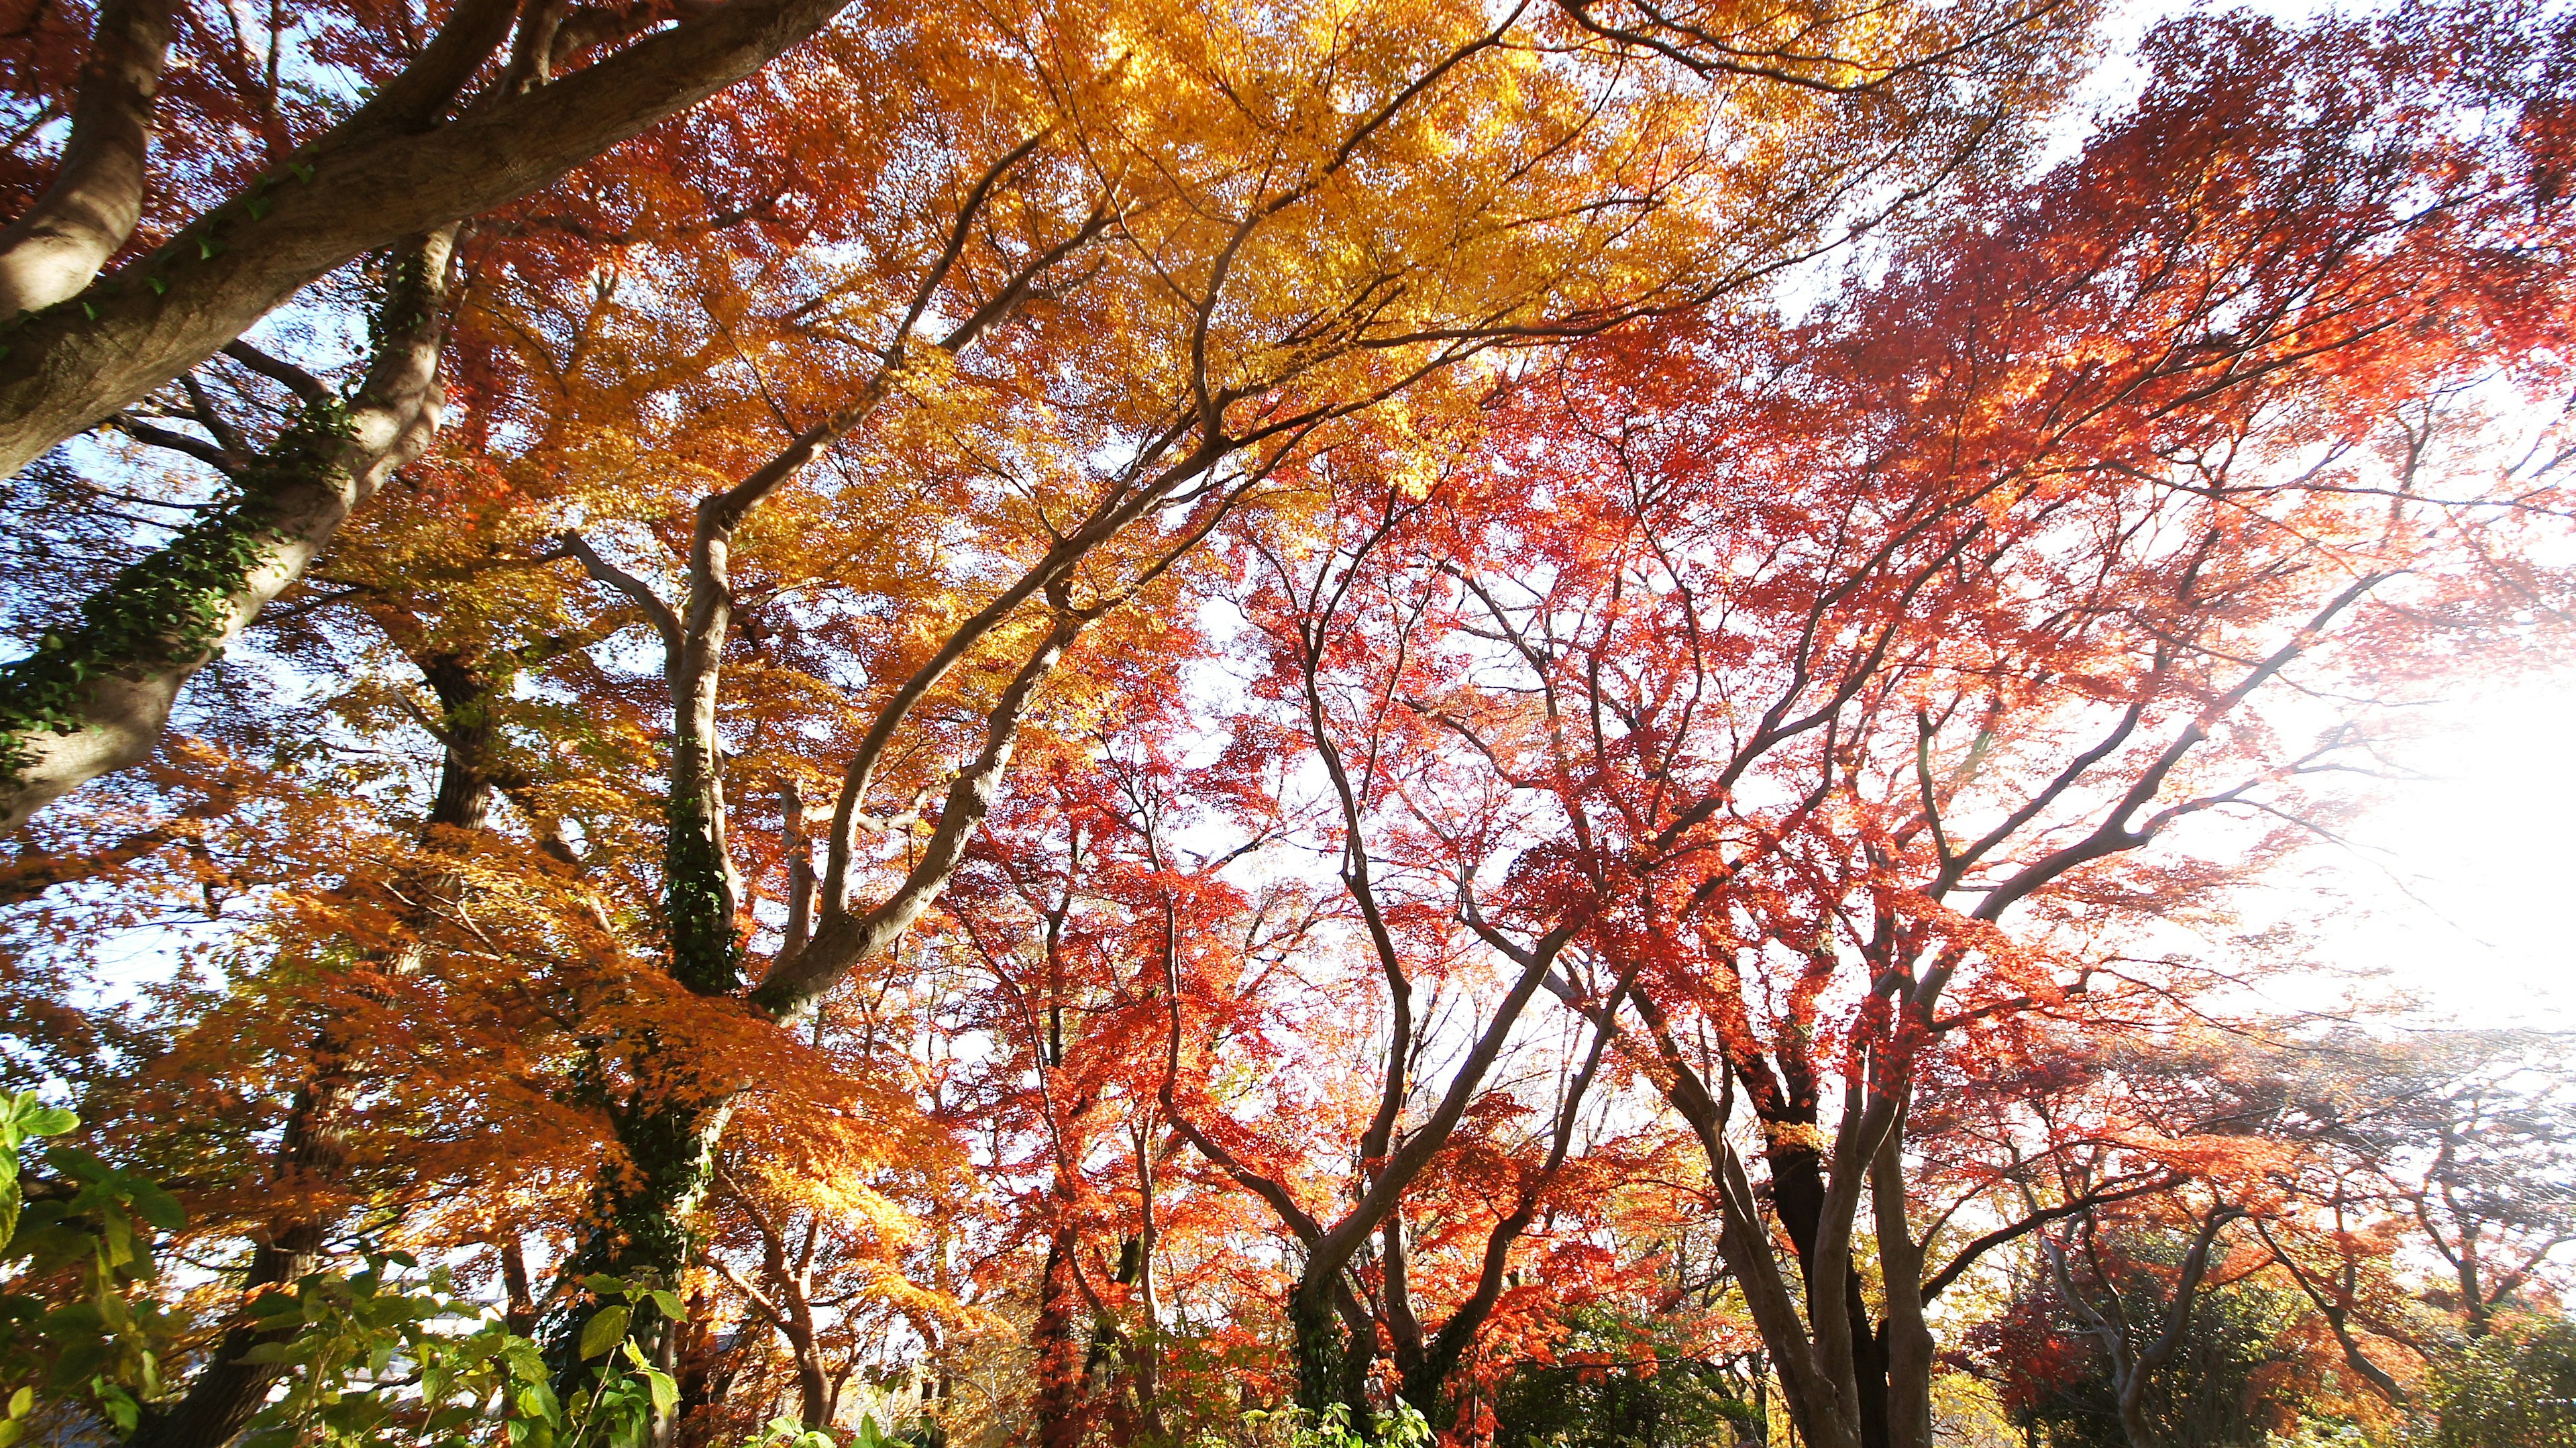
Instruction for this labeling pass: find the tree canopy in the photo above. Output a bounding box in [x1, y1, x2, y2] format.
[3, 0, 2574, 1447]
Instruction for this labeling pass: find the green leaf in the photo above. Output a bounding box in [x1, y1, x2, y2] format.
[643, 1367, 677, 1424]
[578, 1305, 631, 1361]
[15, 1103, 76, 1140]
[518, 1378, 563, 1425]
[46, 1147, 106, 1183]
[647, 1289, 686, 1322]
[127, 1180, 184, 1231]
[45, 1337, 103, 1389]
[93, 1381, 139, 1434]
[7, 1388, 30, 1418]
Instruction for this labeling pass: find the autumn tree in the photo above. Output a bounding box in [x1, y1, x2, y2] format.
[7, 5, 2576, 1448]
[494, 0, 2091, 1387]
[1359, 8, 2576, 1445]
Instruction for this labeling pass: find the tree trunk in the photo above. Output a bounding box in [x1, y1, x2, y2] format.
[782, 1257, 832, 1429]
[1627, 998, 1854, 1448]
[0, 228, 455, 835]
[543, 1089, 735, 1389]
[1870, 1121, 1934, 1448]
[0, 0, 174, 317]
[1769, 1143, 1892, 1448]
[1288, 1281, 1370, 1427]
[0, 0, 859, 483]
[128, 1083, 346, 1448]
[1034, 1225, 1087, 1448]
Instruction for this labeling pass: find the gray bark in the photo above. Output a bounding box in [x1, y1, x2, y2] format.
[0, 0, 176, 317]
[1870, 1115, 1935, 1448]
[0, 0, 859, 482]
[0, 226, 457, 835]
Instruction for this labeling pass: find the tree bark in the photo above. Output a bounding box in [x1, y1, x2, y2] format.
[0, 0, 175, 317]
[1770, 1143, 1893, 1448]
[544, 1094, 737, 1390]
[1625, 996, 1854, 1448]
[1870, 1117, 1934, 1448]
[1288, 1280, 1373, 1425]
[0, 227, 455, 835]
[0, 0, 859, 482]
[1034, 1226, 1086, 1448]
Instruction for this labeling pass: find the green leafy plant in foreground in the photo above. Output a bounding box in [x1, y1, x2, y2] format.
[0, 1104, 681, 1448]
[235, 1264, 680, 1448]
[1240, 1397, 1433, 1448]
[0, 1092, 186, 1435]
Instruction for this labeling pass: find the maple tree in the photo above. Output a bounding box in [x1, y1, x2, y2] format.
[1309, 7, 2576, 1445]
[2, 0, 2575, 1447]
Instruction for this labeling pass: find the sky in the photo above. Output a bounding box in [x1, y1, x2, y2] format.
[2035, 0, 2576, 1036]
[2282, 679, 2576, 1030]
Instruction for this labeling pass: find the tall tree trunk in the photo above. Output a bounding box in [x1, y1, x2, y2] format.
[1769, 1143, 1892, 1448]
[1034, 1225, 1086, 1448]
[545, 495, 754, 1387]
[1287, 1280, 1371, 1427]
[1870, 1118, 1934, 1448]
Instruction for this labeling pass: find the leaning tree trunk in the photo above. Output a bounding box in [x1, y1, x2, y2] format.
[0, 0, 174, 317]
[0, 0, 862, 483]
[0, 227, 455, 835]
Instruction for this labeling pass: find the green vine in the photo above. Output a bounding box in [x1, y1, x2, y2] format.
[1289, 1288, 1354, 1423]
[0, 229, 448, 785]
[541, 1078, 717, 1397]
[661, 788, 743, 996]
[0, 397, 354, 780]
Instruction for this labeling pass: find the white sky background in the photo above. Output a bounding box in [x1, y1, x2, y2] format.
[2273, 681, 2576, 1029]
[2021, 1, 2576, 1031]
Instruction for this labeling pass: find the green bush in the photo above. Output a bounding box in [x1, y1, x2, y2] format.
[2430, 1315, 2576, 1448]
